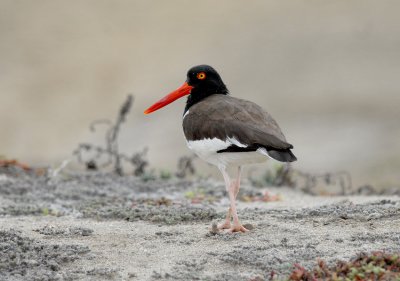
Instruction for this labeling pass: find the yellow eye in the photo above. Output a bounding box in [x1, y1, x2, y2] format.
[197, 72, 206, 80]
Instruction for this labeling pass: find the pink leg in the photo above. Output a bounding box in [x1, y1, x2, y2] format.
[217, 207, 232, 230]
[217, 189, 233, 230]
[233, 166, 241, 200]
[218, 167, 241, 229]
[218, 166, 248, 233]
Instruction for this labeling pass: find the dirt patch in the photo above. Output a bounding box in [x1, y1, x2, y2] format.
[0, 171, 399, 280]
[33, 225, 94, 237]
[0, 229, 90, 280]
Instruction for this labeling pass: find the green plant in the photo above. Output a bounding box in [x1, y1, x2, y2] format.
[287, 252, 400, 281]
[159, 170, 172, 180]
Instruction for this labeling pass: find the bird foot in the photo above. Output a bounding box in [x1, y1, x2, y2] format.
[217, 221, 231, 230]
[227, 224, 249, 233]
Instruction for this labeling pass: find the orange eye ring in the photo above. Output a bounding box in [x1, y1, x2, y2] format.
[197, 72, 206, 80]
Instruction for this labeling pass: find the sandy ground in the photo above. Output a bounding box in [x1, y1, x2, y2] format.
[0, 171, 399, 281]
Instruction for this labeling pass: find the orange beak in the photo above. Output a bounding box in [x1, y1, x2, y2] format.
[144, 82, 194, 114]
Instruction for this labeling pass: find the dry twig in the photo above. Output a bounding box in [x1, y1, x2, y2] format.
[73, 95, 148, 176]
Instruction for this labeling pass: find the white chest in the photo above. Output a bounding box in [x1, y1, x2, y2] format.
[186, 138, 268, 168]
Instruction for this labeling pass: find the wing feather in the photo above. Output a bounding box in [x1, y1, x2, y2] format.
[183, 95, 293, 150]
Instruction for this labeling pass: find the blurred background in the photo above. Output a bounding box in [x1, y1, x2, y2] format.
[1, 0, 399, 188]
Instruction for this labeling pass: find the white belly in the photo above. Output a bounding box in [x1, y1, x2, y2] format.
[186, 138, 270, 168]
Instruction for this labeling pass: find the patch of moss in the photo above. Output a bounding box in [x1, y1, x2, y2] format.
[286, 252, 400, 281]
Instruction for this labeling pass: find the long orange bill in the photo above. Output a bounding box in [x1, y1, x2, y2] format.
[144, 82, 193, 114]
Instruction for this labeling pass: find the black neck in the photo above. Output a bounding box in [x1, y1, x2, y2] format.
[184, 86, 228, 114]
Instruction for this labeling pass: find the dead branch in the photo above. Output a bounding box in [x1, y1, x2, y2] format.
[175, 155, 196, 178]
[291, 168, 352, 195]
[73, 95, 148, 176]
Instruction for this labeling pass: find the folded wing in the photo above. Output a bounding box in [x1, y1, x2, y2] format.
[183, 95, 297, 162]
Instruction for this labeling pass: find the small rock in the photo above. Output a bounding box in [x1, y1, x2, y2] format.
[367, 212, 381, 220]
[243, 223, 254, 230]
[209, 222, 219, 235]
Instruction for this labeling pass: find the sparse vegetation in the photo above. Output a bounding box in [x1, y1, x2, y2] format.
[176, 155, 196, 178]
[140, 170, 157, 182]
[160, 169, 173, 180]
[285, 252, 400, 281]
[250, 163, 354, 196]
[239, 191, 281, 203]
[73, 95, 149, 176]
[0, 159, 31, 171]
[184, 188, 217, 204]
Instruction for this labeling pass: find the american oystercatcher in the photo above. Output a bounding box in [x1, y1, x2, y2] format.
[144, 65, 296, 232]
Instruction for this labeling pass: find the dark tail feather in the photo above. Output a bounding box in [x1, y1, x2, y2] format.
[267, 148, 297, 162]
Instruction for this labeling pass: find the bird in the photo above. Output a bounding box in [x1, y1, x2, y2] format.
[144, 65, 296, 233]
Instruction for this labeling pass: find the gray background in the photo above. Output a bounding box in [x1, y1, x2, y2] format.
[1, 0, 399, 188]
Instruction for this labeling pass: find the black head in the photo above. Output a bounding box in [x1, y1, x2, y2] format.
[144, 65, 228, 116]
[185, 65, 229, 112]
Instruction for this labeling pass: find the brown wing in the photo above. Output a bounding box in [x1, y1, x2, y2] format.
[183, 95, 293, 150]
